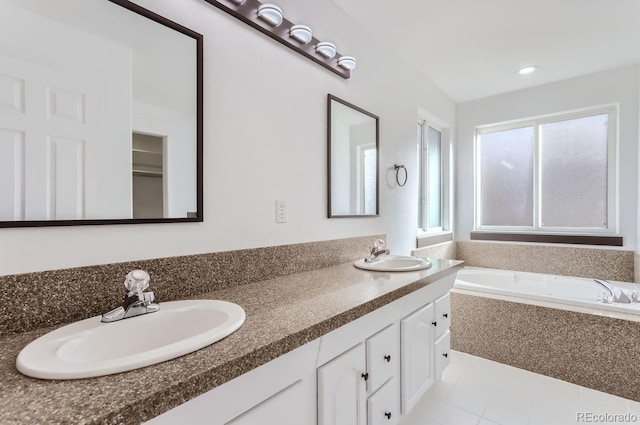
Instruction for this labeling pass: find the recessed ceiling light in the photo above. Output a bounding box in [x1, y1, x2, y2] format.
[518, 65, 539, 75]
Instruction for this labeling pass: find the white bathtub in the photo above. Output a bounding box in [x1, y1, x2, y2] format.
[454, 267, 640, 316]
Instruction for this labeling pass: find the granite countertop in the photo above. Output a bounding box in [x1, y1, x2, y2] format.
[0, 258, 463, 425]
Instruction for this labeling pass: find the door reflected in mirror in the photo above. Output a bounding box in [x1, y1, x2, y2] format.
[0, 0, 202, 227]
[328, 94, 379, 218]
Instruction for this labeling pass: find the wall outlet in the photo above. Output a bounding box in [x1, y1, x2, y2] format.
[276, 200, 287, 223]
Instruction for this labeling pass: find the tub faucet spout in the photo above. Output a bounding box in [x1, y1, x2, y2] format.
[594, 279, 631, 303]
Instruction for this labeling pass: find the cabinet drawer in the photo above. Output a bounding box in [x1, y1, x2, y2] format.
[366, 323, 399, 394]
[367, 378, 399, 425]
[434, 293, 451, 339]
[434, 330, 451, 379]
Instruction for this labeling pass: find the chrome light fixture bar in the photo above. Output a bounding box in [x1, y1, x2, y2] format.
[205, 0, 354, 79]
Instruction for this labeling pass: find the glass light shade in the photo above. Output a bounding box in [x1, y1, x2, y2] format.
[257, 4, 283, 26]
[338, 56, 356, 70]
[316, 41, 336, 59]
[229, 0, 247, 4]
[290, 24, 312, 44]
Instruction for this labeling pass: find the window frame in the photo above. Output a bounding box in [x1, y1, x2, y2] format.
[474, 105, 618, 236]
[417, 110, 452, 240]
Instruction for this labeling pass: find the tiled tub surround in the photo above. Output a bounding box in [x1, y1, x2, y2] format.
[456, 241, 634, 282]
[413, 240, 634, 282]
[450, 289, 640, 402]
[0, 255, 463, 424]
[0, 235, 384, 336]
[412, 240, 457, 261]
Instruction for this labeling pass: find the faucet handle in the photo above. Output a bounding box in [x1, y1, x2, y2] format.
[371, 239, 385, 252]
[124, 270, 150, 296]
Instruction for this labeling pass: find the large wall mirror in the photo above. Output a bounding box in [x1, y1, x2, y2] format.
[0, 0, 203, 227]
[328, 94, 379, 218]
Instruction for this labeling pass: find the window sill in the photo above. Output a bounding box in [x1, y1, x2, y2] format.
[416, 231, 453, 248]
[470, 231, 623, 247]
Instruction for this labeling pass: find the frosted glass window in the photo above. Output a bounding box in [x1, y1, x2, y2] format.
[418, 122, 446, 232]
[479, 127, 534, 226]
[427, 126, 442, 228]
[540, 114, 608, 228]
[476, 108, 615, 234]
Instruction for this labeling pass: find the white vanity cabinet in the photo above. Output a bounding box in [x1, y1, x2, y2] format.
[145, 272, 457, 425]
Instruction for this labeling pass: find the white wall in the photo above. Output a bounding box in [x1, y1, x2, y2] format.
[0, 0, 455, 275]
[455, 65, 640, 249]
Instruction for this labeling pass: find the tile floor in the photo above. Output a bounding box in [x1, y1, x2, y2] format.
[402, 351, 640, 425]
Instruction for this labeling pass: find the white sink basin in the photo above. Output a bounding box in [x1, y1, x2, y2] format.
[16, 299, 246, 380]
[354, 255, 432, 272]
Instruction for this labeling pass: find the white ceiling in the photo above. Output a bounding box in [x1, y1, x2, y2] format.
[331, 0, 640, 102]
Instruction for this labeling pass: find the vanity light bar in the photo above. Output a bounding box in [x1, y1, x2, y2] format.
[205, 0, 354, 79]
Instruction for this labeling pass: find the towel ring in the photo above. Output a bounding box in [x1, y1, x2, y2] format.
[394, 164, 407, 187]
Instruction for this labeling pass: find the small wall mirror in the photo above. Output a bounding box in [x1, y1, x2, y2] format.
[327, 94, 379, 218]
[0, 0, 202, 227]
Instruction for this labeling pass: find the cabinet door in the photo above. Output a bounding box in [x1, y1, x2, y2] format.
[366, 323, 399, 394]
[367, 378, 399, 425]
[318, 343, 367, 425]
[434, 293, 451, 340]
[434, 330, 451, 379]
[400, 303, 434, 414]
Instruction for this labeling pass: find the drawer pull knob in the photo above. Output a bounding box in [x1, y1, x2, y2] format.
[361, 372, 369, 381]
[384, 355, 391, 362]
[443, 353, 448, 358]
[385, 412, 392, 420]
[432, 321, 437, 326]
[443, 313, 448, 318]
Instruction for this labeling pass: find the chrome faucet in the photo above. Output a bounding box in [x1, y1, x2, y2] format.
[101, 270, 160, 323]
[365, 239, 391, 263]
[594, 279, 631, 304]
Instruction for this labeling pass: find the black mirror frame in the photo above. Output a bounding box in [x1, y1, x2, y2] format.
[327, 94, 380, 218]
[0, 0, 203, 228]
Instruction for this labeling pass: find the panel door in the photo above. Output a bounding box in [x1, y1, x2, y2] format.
[318, 343, 367, 425]
[0, 2, 131, 221]
[400, 303, 434, 414]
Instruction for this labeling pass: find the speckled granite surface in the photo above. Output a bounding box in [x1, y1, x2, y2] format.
[412, 241, 457, 261]
[0, 235, 383, 336]
[457, 241, 634, 282]
[0, 258, 463, 424]
[451, 290, 640, 402]
[635, 252, 640, 283]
